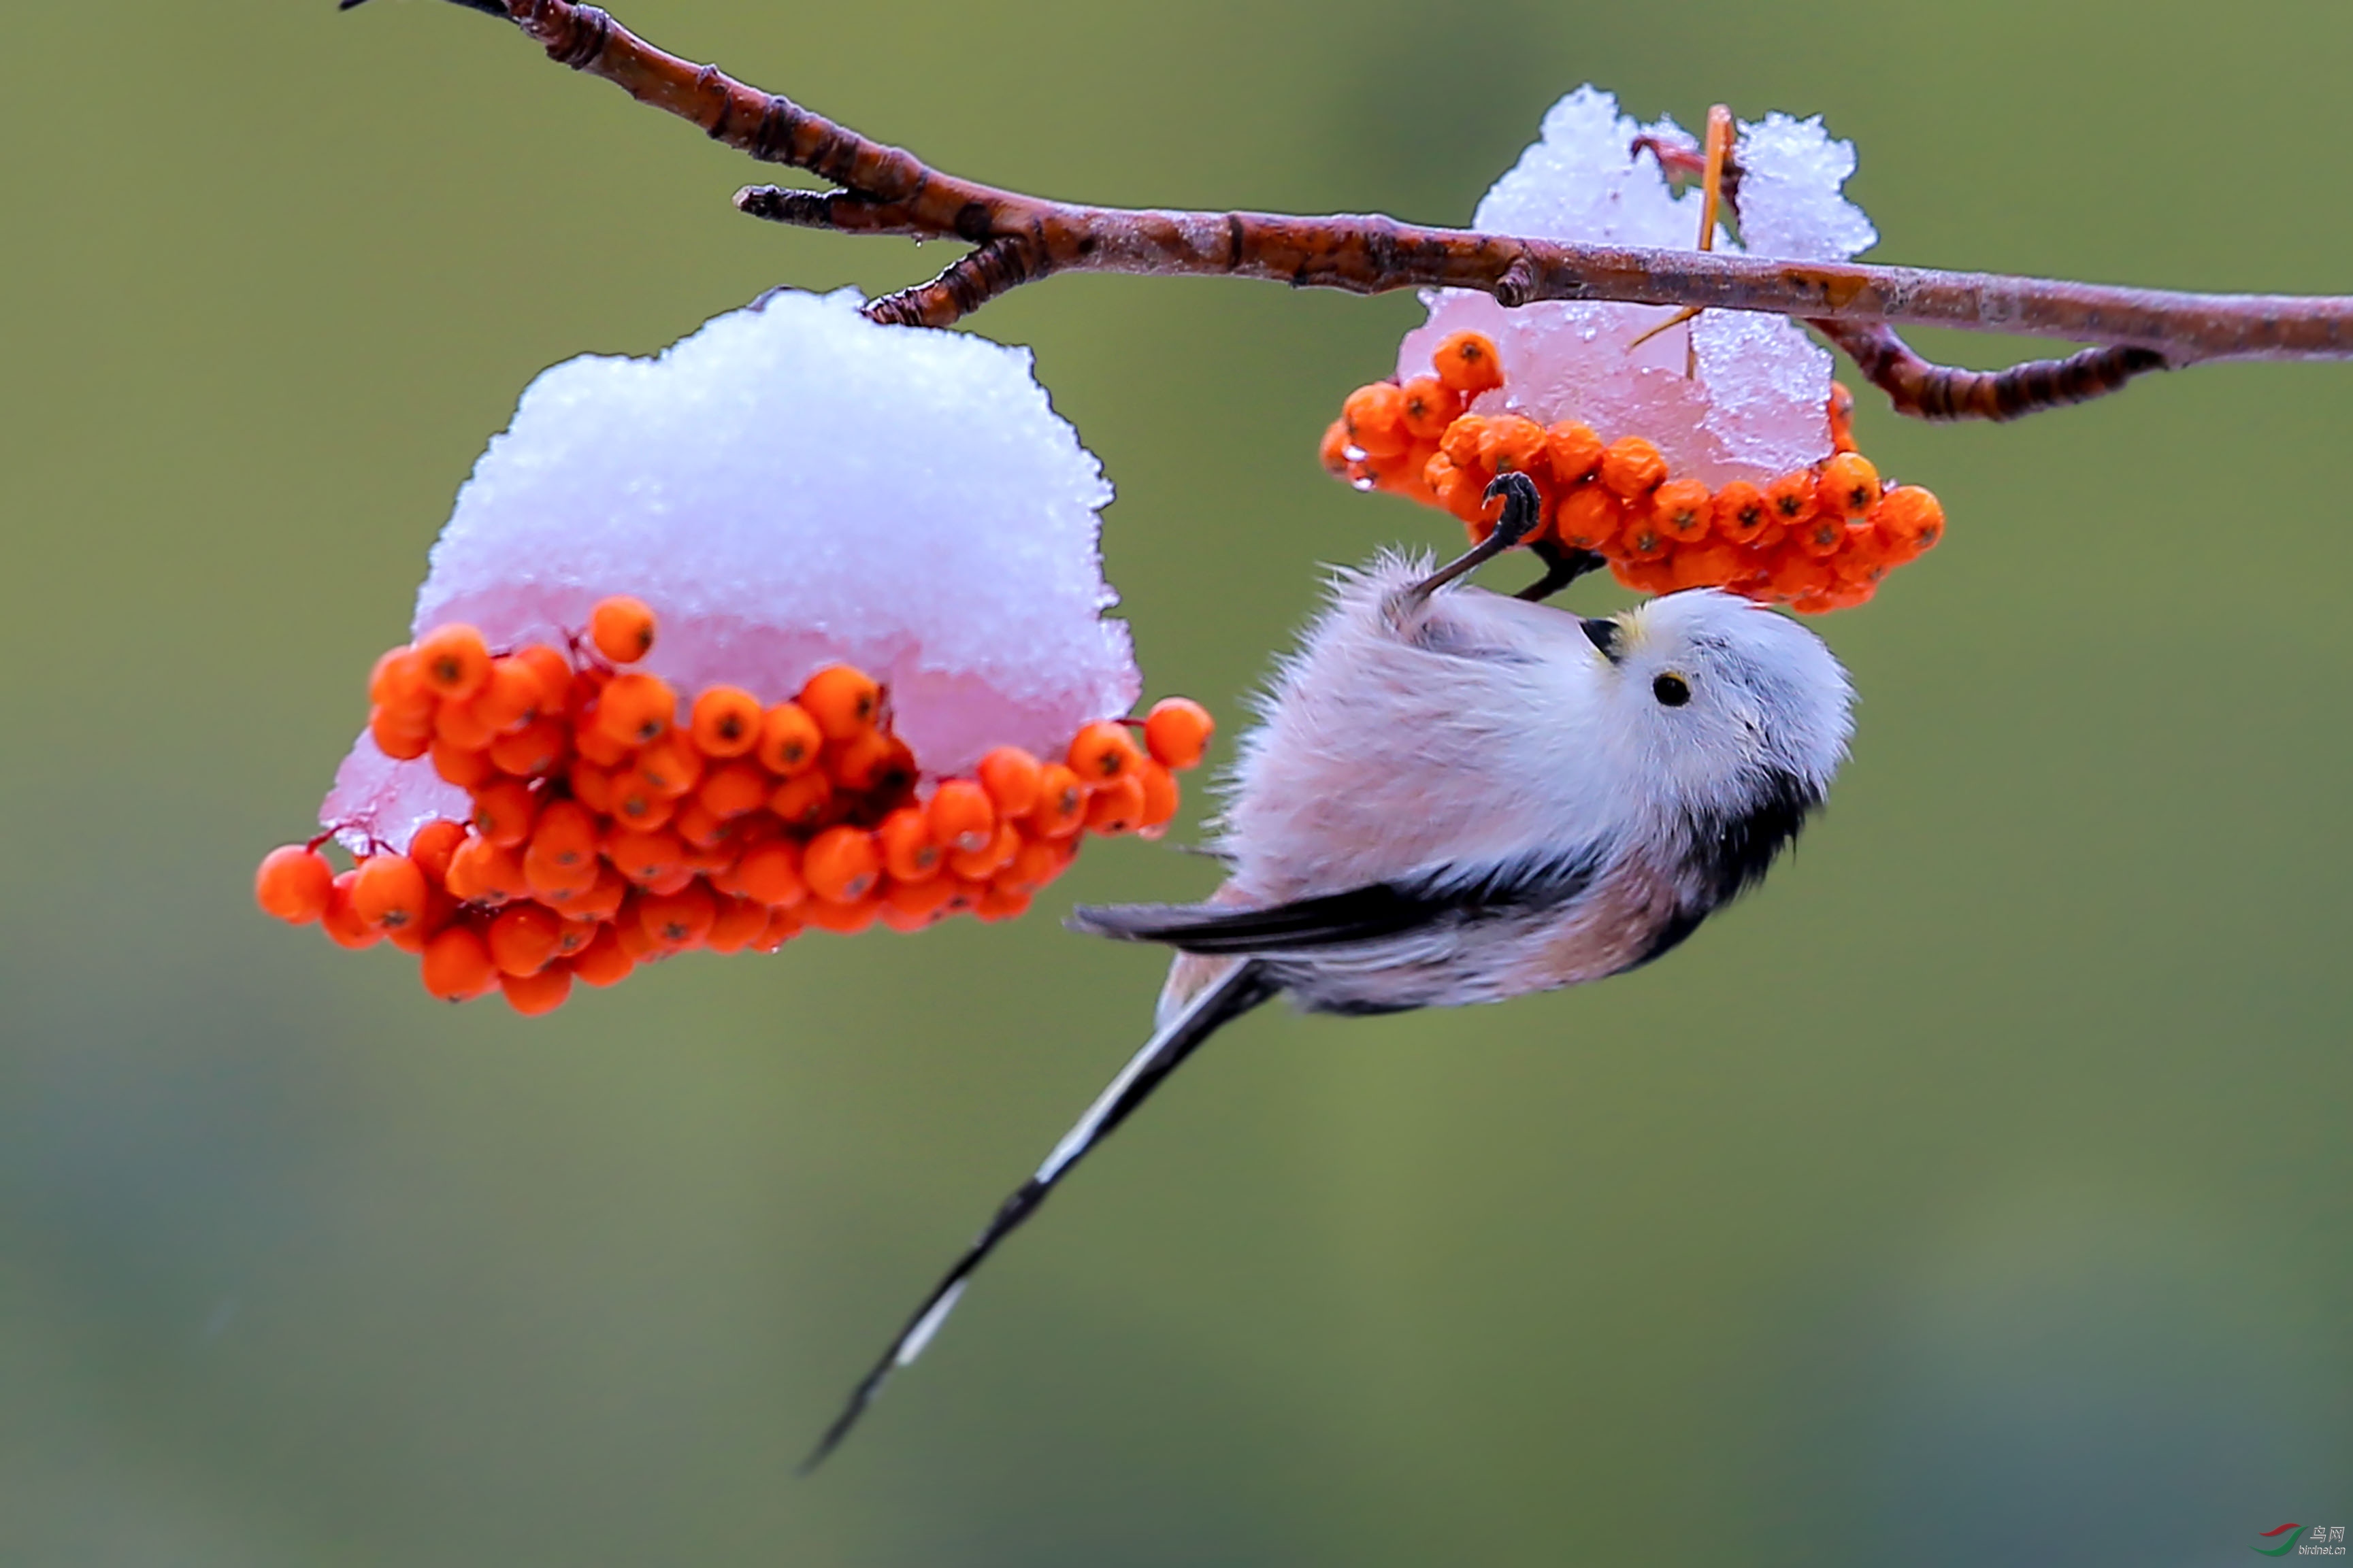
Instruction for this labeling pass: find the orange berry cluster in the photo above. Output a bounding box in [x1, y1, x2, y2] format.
[255, 597, 1217, 1014]
[1321, 331, 1945, 614]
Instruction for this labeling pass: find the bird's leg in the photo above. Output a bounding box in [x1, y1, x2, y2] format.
[1514, 538, 1607, 603]
[1396, 472, 1544, 617]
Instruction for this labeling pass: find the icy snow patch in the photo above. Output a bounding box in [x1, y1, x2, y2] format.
[324, 289, 1139, 850]
[1396, 86, 1876, 488]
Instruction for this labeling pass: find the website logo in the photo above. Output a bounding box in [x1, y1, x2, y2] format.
[2256, 1524, 2347, 1557]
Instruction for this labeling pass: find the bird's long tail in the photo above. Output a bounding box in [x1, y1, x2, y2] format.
[799, 956, 1279, 1472]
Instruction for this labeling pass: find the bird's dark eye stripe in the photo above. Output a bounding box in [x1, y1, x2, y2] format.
[1653, 673, 1691, 707]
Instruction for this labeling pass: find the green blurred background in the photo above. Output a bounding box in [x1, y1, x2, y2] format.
[4, 1, 2348, 1562]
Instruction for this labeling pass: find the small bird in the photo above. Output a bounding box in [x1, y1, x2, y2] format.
[802, 474, 1854, 1468]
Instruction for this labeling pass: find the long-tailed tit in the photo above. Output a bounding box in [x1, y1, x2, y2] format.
[804, 474, 1854, 1467]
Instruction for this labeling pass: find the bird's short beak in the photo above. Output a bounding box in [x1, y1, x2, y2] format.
[1579, 617, 1622, 662]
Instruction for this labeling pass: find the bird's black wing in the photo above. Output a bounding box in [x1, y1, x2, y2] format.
[799, 956, 1280, 1472]
[1070, 847, 1607, 956]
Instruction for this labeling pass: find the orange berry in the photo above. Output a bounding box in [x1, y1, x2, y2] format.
[803, 826, 882, 905]
[671, 797, 731, 850]
[1818, 451, 1881, 519]
[829, 730, 913, 795]
[487, 902, 564, 976]
[1791, 509, 1848, 559]
[604, 827, 685, 887]
[589, 595, 657, 665]
[1430, 455, 1498, 526]
[767, 769, 834, 830]
[572, 720, 633, 769]
[1068, 720, 1140, 784]
[638, 881, 717, 948]
[1830, 518, 1891, 582]
[1712, 480, 1771, 547]
[369, 704, 433, 762]
[1357, 444, 1426, 497]
[1030, 763, 1089, 839]
[1617, 516, 1673, 563]
[387, 885, 457, 954]
[996, 835, 1072, 897]
[614, 905, 661, 961]
[634, 734, 703, 799]
[320, 870, 382, 949]
[488, 718, 567, 778]
[734, 839, 808, 907]
[1652, 479, 1713, 545]
[455, 837, 527, 905]
[567, 759, 614, 816]
[689, 686, 763, 757]
[1768, 547, 1837, 601]
[680, 834, 740, 878]
[408, 820, 468, 886]
[1342, 382, 1411, 459]
[1609, 556, 1681, 597]
[800, 666, 881, 741]
[569, 865, 628, 923]
[974, 884, 1034, 924]
[948, 820, 1021, 880]
[752, 905, 805, 951]
[571, 924, 635, 988]
[529, 799, 601, 867]
[1545, 487, 1617, 553]
[1871, 486, 1945, 560]
[1670, 542, 1747, 591]
[883, 871, 958, 925]
[1598, 437, 1668, 502]
[474, 656, 543, 733]
[470, 778, 538, 849]
[254, 845, 334, 924]
[595, 672, 675, 748]
[608, 779, 676, 832]
[1085, 775, 1147, 835]
[415, 623, 492, 703]
[1828, 380, 1857, 454]
[1765, 469, 1819, 527]
[696, 760, 770, 820]
[420, 922, 496, 1000]
[1545, 422, 1604, 488]
[756, 701, 823, 775]
[1440, 415, 1492, 470]
[1135, 759, 1179, 834]
[976, 746, 1043, 818]
[434, 695, 498, 752]
[369, 646, 427, 708]
[802, 892, 881, 935]
[878, 806, 943, 884]
[350, 854, 429, 933]
[1476, 415, 1548, 477]
[514, 644, 574, 715]
[1142, 697, 1214, 770]
[704, 894, 769, 954]
[1431, 331, 1504, 395]
[927, 778, 997, 854]
[499, 965, 573, 1016]
[523, 842, 599, 904]
[1398, 376, 1462, 440]
[1319, 418, 1352, 478]
[426, 739, 490, 790]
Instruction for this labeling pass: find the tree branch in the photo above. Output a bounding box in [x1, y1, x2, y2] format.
[367, 0, 2353, 418]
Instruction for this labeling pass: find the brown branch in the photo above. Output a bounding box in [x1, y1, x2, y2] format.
[1809, 320, 2170, 421]
[408, 0, 2353, 418]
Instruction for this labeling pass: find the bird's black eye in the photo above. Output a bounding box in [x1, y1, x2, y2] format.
[1653, 673, 1692, 707]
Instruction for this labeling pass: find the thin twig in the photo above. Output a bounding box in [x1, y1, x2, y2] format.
[365, 0, 2353, 420]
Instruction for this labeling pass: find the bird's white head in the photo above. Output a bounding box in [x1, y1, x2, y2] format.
[1577, 588, 1854, 828]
